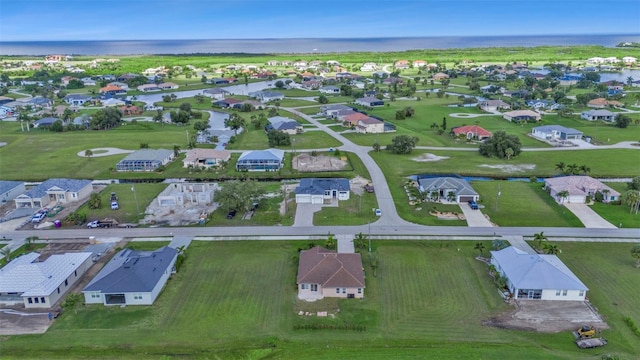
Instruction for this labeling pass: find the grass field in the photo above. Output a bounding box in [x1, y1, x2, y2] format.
[4, 240, 638, 359]
[75, 183, 167, 224]
[313, 192, 379, 226]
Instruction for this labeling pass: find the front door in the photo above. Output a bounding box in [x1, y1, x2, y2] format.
[527, 290, 534, 299]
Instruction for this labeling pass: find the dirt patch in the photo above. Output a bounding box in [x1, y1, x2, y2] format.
[484, 300, 608, 333]
[412, 153, 450, 162]
[478, 164, 536, 173]
[293, 153, 348, 172]
[349, 176, 372, 196]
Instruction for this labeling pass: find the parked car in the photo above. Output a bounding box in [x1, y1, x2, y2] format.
[111, 201, 119, 210]
[226, 209, 237, 219]
[31, 212, 46, 223]
[375, 208, 382, 216]
[87, 220, 100, 228]
[468, 200, 479, 210]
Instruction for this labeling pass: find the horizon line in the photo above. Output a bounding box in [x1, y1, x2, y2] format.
[2, 33, 639, 43]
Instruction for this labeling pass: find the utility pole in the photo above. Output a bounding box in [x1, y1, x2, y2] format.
[495, 184, 501, 212]
[131, 185, 140, 214]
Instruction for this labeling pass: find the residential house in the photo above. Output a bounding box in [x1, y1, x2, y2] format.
[83, 247, 178, 306]
[157, 183, 216, 207]
[0, 181, 25, 204]
[33, 117, 59, 128]
[326, 60, 340, 66]
[203, 88, 230, 100]
[622, 56, 637, 64]
[452, 125, 492, 140]
[526, 99, 559, 111]
[394, 60, 410, 69]
[319, 85, 340, 94]
[266, 60, 280, 66]
[80, 77, 97, 86]
[101, 98, 126, 107]
[120, 105, 143, 116]
[412, 60, 426, 68]
[213, 98, 243, 108]
[116, 73, 137, 82]
[341, 112, 370, 127]
[418, 177, 479, 203]
[0, 252, 93, 309]
[116, 149, 175, 172]
[544, 176, 620, 204]
[295, 178, 350, 204]
[182, 149, 231, 169]
[64, 94, 92, 106]
[355, 97, 384, 107]
[0, 96, 14, 106]
[296, 246, 365, 301]
[26, 97, 53, 109]
[137, 84, 161, 92]
[100, 85, 126, 95]
[14, 178, 92, 209]
[433, 72, 449, 80]
[360, 62, 377, 72]
[302, 80, 322, 90]
[581, 109, 616, 122]
[480, 85, 504, 94]
[490, 246, 588, 301]
[107, 81, 129, 90]
[503, 110, 541, 122]
[0, 106, 14, 118]
[587, 98, 624, 108]
[531, 125, 583, 141]
[356, 117, 384, 134]
[266, 116, 302, 135]
[248, 91, 285, 103]
[558, 75, 582, 86]
[320, 104, 352, 117]
[236, 148, 285, 171]
[478, 99, 510, 112]
[158, 82, 179, 90]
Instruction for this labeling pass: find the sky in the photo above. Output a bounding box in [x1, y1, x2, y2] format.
[1, 0, 639, 41]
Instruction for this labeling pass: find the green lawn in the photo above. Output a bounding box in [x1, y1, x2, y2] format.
[470, 181, 583, 227]
[313, 192, 379, 226]
[5, 241, 638, 359]
[590, 202, 640, 228]
[226, 127, 342, 150]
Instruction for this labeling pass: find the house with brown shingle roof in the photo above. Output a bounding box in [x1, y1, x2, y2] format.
[297, 246, 365, 301]
[452, 125, 492, 140]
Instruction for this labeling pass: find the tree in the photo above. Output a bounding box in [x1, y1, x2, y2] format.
[622, 190, 640, 214]
[1, 246, 11, 262]
[566, 163, 579, 175]
[173, 145, 180, 157]
[492, 239, 508, 250]
[533, 231, 547, 250]
[267, 130, 291, 147]
[555, 161, 566, 174]
[193, 120, 210, 132]
[224, 113, 246, 136]
[446, 191, 456, 202]
[628, 176, 640, 190]
[274, 80, 284, 89]
[90, 107, 122, 130]
[479, 131, 522, 159]
[615, 114, 631, 128]
[84, 149, 93, 160]
[213, 180, 265, 213]
[474, 242, 486, 255]
[153, 110, 163, 123]
[372, 142, 381, 152]
[631, 244, 640, 268]
[325, 234, 337, 250]
[88, 192, 102, 209]
[194, 94, 205, 104]
[626, 76, 634, 87]
[50, 120, 64, 132]
[386, 135, 419, 154]
[556, 190, 570, 204]
[544, 243, 560, 255]
[140, 143, 149, 149]
[318, 94, 329, 104]
[504, 147, 514, 160]
[62, 108, 74, 124]
[579, 164, 591, 175]
[179, 102, 192, 114]
[170, 110, 190, 124]
[353, 232, 368, 250]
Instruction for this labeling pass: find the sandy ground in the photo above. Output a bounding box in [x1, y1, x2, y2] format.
[478, 164, 536, 173]
[76, 147, 134, 157]
[292, 154, 348, 172]
[349, 176, 372, 196]
[412, 153, 450, 162]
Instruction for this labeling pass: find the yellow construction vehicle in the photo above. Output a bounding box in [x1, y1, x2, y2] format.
[577, 325, 596, 338]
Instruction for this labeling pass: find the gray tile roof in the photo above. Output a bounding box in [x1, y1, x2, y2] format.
[0, 181, 24, 195]
[417, 177, 478, 197]
[83, 246, 178, 293]
[533, 125, 582, 135]
[22, 178, 92, 199]
[237, 148, 284, 162]
[295, 178, 350, 195]
[119, 149, 173, 162]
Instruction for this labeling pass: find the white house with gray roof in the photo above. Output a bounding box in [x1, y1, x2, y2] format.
[418, 177, 479, 203]
[116, 149, 175, 172]
[295, 178, 350, 204]
[532, 125, 583, 141]
[236, 148, 284, 172]
[14, 178, 92, 209]
[0, 252, 93, 308]
[491, 246, 588, 301]
[0, 181, 25, 204]
[83, 246, 178, 306]
[580, 109, 616, 122]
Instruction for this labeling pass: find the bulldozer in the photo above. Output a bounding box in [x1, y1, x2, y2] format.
[577, 325, 596, 338]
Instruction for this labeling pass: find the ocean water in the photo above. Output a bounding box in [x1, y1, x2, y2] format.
[0, 34, 638, 56]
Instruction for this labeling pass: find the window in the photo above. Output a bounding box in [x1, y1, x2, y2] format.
[342, 288, 346, 294]
[57, 288, 60, 294]
[357, 288, 362, 294]
[41, 297, 45, 303]
[133, 294, 143, 300]
[34, 298, 39, 303]
[28, 298, 33, 304]
[579, 290, 585, 297]
[91, 293, 100, 299]
[65, 279, 68, 286]
[74, 270, 77, 277]
[310, 284, 318, 292]
[556, 290, 561, 296]
[301, 284, 308, 290]
[562, 290, 568, 296]
[336, 288, 340, 294]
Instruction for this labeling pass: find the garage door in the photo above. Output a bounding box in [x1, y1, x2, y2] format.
[296, 195, 311, 204]
[459, 196, 474, 202]
[311, 196, 323, 205]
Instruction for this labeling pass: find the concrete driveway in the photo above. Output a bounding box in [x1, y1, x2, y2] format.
[563, 203, 617, 228]
[459, 203, 494, 227]
[293, 203, 322, 227]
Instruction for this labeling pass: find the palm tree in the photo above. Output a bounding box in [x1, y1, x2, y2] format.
[544, 243, 560, 255]
[474, 242, 486, 255]
[622, 190, 640, 214]
[84, 149, 93, 160]
[627, 76, 634, 87]
[533, 231, 547, 251]
[1, 246, 11, 261]
[567, 163, 579, 175]
[173, 145, 180, 158]
[631, 244, 640, 268]
[325, 234, 337, 250]
[579, 164, 591, 175]
[557, 190, 570, 204]
[353, 232, 368, 250]
[602, 189, 610, 203]
[555, 161, 566, 175]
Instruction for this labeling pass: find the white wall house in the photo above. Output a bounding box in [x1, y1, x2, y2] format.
[83, 247, 178, 306]
[297, 247, 365, 301]
[295, 178, 350, 204]
[14, 178, 93, 209]
[0, 181, 26, 204]
[490, 247, 588, 301]
[156, 183, 217, 207]
[0, 252, 93, 308]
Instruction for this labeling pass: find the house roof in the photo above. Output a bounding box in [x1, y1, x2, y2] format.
[321, 104, 352, 112]
[100, 85, 124, 92]
[237, 148, 285, 162]
[343, 112, 370, 122]
[504, 110, 540, 118]
[582, 109, 615, 116]
[27, 97, 52, 105]
[203, 88, 230, 95]
[183, 149, 231, 163]
[0, 180, 24, 195]
[119, 149, 173, 162]
[545, 176, 620, 197]
[491, 247, 588, 291]
[269, 120, 300, 131]
[34, 117, 59, 126]
[20, 178, 92, 200]
[480, 99, 509, 106]
[268, 116, 295, 125]
[83, 247, 177, 293]
[358, 117, 383, 125]
[64, 94, 92, 100]
[417, 177, 478, 197]
[452, 125, 492, 137]
[296, 178, 350, 195]
[0, 252, 92, 296]
[533, 125, 582, 135]
[297, 247, 365, 288]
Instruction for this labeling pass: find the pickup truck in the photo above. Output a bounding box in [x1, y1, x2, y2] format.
[87, 219, 118, 228]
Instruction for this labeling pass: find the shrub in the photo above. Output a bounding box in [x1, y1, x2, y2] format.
[624, 316, 640, 337]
